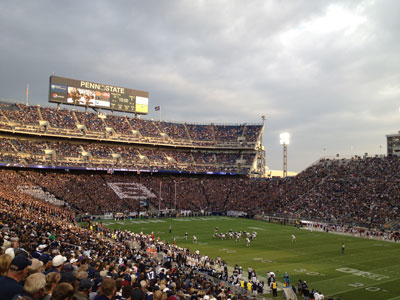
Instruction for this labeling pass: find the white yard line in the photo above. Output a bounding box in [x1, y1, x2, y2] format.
[327, 277, 399, 296]
[310, 262, 400, 285]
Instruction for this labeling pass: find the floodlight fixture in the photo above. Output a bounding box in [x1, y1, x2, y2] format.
[280, 132, 290, 145]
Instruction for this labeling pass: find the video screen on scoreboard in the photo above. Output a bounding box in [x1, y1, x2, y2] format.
[49, 75, 149, 114]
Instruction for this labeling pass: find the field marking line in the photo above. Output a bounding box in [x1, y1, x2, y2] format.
[329, 253, 400, 272]
[329, 277, 400, 296]
[278, 241, 400, 256]
[147, 220, 166, 223]
[248, 227, 266, 231]
[276, 246, 400, 271]
[386, 296, 400, 300]
[322, 250, 400, 269]
[309, 262, 400, 285]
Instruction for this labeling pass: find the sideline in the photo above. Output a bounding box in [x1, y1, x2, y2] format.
[302, 227, 400, 243]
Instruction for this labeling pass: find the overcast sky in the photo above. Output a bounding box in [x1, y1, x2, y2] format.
[0, 0, 399, 172]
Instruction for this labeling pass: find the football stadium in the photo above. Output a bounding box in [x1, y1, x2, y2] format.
[0, 74, 399, 300]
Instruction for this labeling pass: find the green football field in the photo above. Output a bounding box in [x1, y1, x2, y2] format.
[101, 217, 400, 300]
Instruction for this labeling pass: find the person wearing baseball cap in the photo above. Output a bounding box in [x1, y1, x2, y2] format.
[46, 255, 67, 274]
[73, 278, 93, 300]
[28, 258, 44, 274]
[0, 255, 32, 300]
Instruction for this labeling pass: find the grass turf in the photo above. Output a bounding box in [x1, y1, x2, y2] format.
[101, 217, 400, 300]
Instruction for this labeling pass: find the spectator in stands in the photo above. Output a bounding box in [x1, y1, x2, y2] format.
[73, 278, 93, 300]
[0, 253, 12, 276]
[43, 272, 61, 300]
[19, 272, 47, 300]
[94, 278, 116, 300]
[47, 255, 67, 274]
[51, 282, 74, 300]
[0, 255, 32, 300]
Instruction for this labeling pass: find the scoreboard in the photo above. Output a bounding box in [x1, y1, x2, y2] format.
[49, 75, 149, 114]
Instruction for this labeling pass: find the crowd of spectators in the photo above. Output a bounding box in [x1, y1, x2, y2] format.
[0, 102, 398, 230]
[0, 138, 15, 153]
[49, 142, 81, 158]
[0, 154, 398, 233]
[192, 152, 215, 164]
[12, 139, 47, 155]
[0, 153, 24, 164]
[159, 122, 190, 140]
[213, 126, 243, 142]
[0, 104, 398, 300]
[185, 125, 214, 141]
[163, 150, 193, 164]
[276, 156, 400, 228]
[129, 118, 162, 138]
[0, 135, 400, 229]
[241, 154, 256, 166]
[1, 103, 40, 126]
[0, 103, 11, 122]
[0, 102, 263, 148]
[104, 115, 132, 135]
[85, 144, 114, 159]
[41, 107, 77, 130]
[0, 170, 277, 300]
[0, 137, 252, 174]
[75, 111, 106, 133]
[242, 126, 261, 143]
[0, 158, 398, 300]
[302, 222, 399, 242]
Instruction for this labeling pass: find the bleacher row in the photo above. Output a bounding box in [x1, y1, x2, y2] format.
[0, 102, 263, 148]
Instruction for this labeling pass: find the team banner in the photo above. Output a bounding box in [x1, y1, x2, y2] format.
[49, 75, 149, 114]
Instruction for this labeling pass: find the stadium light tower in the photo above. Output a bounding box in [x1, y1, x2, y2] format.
[280, 132, 290, 178]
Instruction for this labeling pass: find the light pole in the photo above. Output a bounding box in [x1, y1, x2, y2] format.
[174, 180, 177, 210]
[280, 132, 290, 178]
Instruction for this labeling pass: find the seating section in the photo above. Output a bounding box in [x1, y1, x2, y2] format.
[0, 155, 398, 229]
[0, 170, 272, 299]
[244, 125, 262, 142]
[41, 107, 76, 129]
[4, 156, 398, 300]
[75, 111, 106, 132]
[1, 103, 40, 125]
[0, 101, 263, 174]
[0, 102, 263, 147]
[104, 114, 132, 134]
[186, 124, 215, 141]
[159, 121, 190, 140]
[0, 136, 255, 173]
[213, 125, 243, 142]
